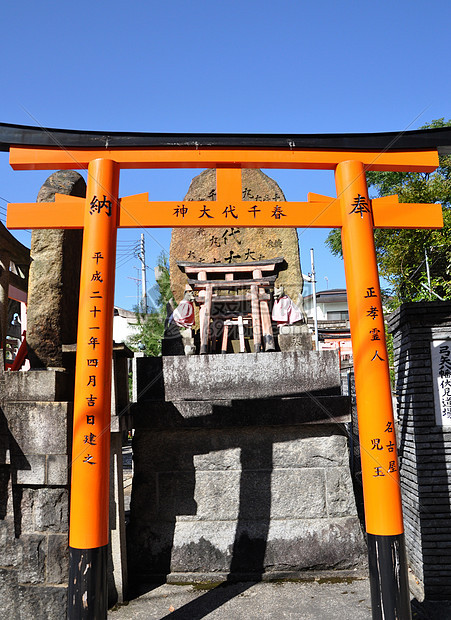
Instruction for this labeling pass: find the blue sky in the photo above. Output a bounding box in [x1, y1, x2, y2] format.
[1, 1, 450, 309]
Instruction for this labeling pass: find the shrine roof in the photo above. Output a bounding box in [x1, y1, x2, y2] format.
[304, 289, 348, 304]
[0, 221, 30, 265]
[177, 257, 285, 272]
[1, 122, 451, 154]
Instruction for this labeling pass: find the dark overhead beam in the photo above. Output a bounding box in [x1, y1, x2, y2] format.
[0, 122, 451, 155]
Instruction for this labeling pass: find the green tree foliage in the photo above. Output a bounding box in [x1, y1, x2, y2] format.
[326, 119, 451, 307]
[127, 252, 175, 356]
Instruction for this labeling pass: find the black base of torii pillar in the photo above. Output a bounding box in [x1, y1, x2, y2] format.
[368, 534, 411, 620]
[68, 547, 108, 619]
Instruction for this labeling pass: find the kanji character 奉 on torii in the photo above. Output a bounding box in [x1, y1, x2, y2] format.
[6, 134, 444, 620]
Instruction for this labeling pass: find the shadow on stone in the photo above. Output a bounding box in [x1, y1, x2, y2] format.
[0, 406, 11, 520]
[157, 582, 260, 620]
[0, 468, 9, 520]
[0, 406, 31, 537]
[128, 438, 273, 619]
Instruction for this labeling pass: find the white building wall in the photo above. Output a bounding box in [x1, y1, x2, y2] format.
[113, 312, 139, 344]
[319, 301, 348, 320]
[304, 299, 348, 320]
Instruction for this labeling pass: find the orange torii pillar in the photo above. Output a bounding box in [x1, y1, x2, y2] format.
[68, 159, 119, 616]
[9, 157, 120, 619]
[336, 161, 409, 619]
[7, 145, 443, 620]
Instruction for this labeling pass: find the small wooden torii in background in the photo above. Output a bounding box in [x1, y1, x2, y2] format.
[177, 257, 284, 354]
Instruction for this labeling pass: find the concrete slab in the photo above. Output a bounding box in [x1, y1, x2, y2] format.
[108, 579, 373, 620]
[107, 578, 451, 619]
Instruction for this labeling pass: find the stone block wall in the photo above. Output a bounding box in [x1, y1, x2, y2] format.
[388, 302, 451, 601]
[0, 369, 71, 619]
[0, 360, 131, 617]
[128, 421, 366, 581]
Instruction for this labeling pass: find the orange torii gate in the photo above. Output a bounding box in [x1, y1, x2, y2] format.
[7, 138, 443, 620]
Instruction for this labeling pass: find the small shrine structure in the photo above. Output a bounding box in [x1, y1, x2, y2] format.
[178, 257, 284, 354]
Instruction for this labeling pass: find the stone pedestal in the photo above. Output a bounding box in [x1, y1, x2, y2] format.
[127, 352, 367, 583]
[277, 324, 312, 352]
[162, 350, 340, 401]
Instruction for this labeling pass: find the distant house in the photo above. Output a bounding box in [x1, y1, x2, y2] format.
[0, 222, 30, 369]
[303, 289, 352, 365]
[113, 306, 139, 344]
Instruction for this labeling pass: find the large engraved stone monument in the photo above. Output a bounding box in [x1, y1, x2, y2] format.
[169, 169, 311, 353]
[170, 169, 303, 304]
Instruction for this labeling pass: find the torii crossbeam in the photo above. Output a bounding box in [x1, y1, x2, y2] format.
[6, 134, 444, 620]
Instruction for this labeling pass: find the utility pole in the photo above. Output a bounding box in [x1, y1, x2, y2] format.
[310, 248, 319, 351]
[139, 233, 147, 314]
